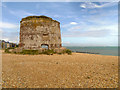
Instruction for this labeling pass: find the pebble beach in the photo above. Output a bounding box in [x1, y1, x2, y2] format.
[2, 51, 118, 88]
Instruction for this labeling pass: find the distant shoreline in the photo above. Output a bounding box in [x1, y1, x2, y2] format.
[73, 51, 99, 54]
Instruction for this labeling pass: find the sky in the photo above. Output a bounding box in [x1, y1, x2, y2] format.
[0, 2, 118, 46]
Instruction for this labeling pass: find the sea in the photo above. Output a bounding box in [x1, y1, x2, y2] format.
[65, 46, 118, 56]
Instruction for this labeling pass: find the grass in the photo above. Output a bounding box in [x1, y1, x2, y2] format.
[21, 50, 39, 55]
[5, 47, 16, 53]
[20, 49, 57, 55]
[42, 50, 56, 55]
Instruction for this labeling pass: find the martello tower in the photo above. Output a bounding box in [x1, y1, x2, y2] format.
[19, 16, 62, 50]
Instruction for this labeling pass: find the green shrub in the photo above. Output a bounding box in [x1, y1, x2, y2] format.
[65, 49, 72, 55]
[22, 50, 39, 55]
[4, 47, 17, 53]
[58, 52, 62, 55]
[42, 49, 72, 55]
[5, 47, 15, 53]
[5, 49, 10, 53]
[42, 50, 56, 55]
[62, 50, 66, 54]
[7, 47, 15, 49]
[13, 52, 17, 54]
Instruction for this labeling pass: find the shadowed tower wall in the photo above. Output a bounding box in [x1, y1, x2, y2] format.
[19, 16, 62, 50]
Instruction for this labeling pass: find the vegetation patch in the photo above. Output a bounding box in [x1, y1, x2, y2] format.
[5, 49, 10, 53]
[42, 50, 56, 55]
[65, 49, 72, 55]
[5, 48, 72, 55]
[21, 50, 39, 55]
[61, 49, 72, 55]
[5, 47, 16, 53]
[58, 52, 62, 55]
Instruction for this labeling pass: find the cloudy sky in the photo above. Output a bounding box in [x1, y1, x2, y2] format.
[0, 2, 118, 46]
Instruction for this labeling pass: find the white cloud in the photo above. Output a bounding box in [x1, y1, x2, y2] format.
[70, 22, 78, 25]
[0, 22, 19, 43]
[62, 23, 118, 38]
[61, 22, 78, 28]
[80, 4, 86, 8]
[80, 2, 117, 9]
[0, 22, 19, 29]
[63, 30, 109, 37]
[2, 31, 19, 43]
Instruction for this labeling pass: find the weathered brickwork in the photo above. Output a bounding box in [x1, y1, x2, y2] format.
[19, 16, 62, 50]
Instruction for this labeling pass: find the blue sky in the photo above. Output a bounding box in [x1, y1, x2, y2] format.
[0, 2, 118, 46]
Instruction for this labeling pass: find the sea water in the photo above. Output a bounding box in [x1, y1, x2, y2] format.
[65, 46, 118, 56]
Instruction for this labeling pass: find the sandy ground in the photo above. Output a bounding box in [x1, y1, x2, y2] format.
[2, 51, 118, 88]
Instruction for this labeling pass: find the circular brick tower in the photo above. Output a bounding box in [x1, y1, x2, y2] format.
[19, 16, 62, 50]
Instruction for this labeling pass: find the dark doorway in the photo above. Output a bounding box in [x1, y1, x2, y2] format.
[41, 44, 49, 49]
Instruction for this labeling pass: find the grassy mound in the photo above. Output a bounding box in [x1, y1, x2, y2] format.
[5, 48, 72, 55]
[5, 47, 16, 53]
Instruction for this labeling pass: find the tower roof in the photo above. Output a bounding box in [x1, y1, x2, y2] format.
[20, 15, 60, 23]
